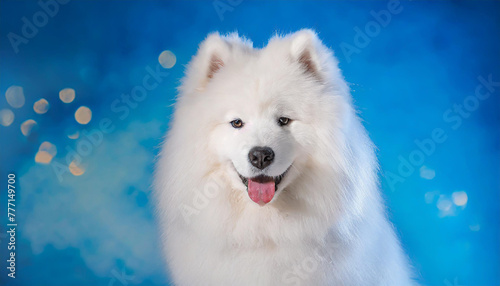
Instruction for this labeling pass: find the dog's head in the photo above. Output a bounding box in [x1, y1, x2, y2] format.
[178, 30, 350, 206]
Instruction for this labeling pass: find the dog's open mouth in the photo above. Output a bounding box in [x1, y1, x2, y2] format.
[237, 167, 290, 206]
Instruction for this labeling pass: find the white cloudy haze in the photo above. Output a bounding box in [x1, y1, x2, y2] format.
[19, 120, 165, 283]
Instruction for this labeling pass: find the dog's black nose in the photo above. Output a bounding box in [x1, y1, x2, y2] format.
[248, 147, 275, 170]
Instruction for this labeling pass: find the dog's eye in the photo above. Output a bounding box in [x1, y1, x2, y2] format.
[230, 119, 244, 129]
[278, 117, 291, 126]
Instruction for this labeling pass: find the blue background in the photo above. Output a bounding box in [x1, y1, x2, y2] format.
[1, 1, 499, 285]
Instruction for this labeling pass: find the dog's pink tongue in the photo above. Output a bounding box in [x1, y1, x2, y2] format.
[248, 179, 275, 206]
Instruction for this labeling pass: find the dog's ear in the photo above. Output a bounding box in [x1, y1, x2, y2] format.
[186, 33, 232, 91]
[289, 29, 325, 80]
[201, 33, 231, 80]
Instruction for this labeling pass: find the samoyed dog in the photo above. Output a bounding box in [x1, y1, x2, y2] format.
[154, 30, 416, 286]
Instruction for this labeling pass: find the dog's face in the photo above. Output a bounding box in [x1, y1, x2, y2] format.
[181, 30, 343, 206]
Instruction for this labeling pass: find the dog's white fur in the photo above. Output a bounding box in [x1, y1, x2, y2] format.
[154, 30, 416, 286]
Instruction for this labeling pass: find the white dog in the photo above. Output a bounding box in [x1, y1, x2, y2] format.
[154, 30, 416, 286]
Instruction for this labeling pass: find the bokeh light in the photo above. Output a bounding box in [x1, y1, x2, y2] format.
[75, 106, 92, 124]
[33, 98, 50, 114]
[59, 88, 76, 103]
[35, 151, 54, 164]
[5, 85, 25, 108]
[21, 119, 38, 136]
[34, 141, 57, 164]
[68, 130, 80, 139]
[69, 160, 85, 176]
[39, 141, 57, 156]
[158, 50, 176, 69]
[0, 108, 14, 126]
[469, 225, 481, 232]
[437, 195, 453, 212]
[419, 165, 435, 180]
[452, 191, 468, 206]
